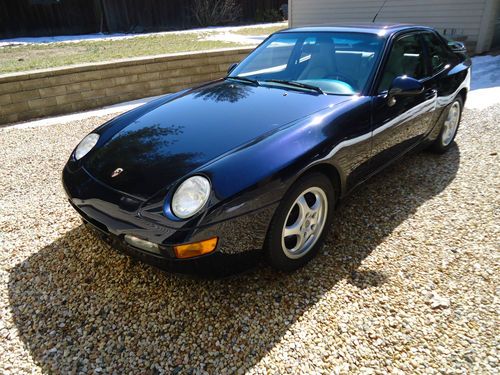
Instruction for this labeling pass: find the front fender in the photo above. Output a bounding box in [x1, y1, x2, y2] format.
[139, 96, 371, 230]
[200, 96, 372, 225]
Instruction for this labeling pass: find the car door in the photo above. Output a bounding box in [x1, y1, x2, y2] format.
[369, 32, 437, 170]
[420, 31, 464, 126]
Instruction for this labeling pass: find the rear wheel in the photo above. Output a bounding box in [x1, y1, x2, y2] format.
[429, 97, 463, 153]
[264, 173, 335, 272]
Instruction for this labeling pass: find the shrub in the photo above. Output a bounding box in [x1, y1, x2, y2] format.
[191, 0, 242, 26]
[255, 8, 284, 23]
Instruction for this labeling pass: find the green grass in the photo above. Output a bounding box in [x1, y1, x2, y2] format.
[0, 24, 286, 74]
[232, 24, 287, 36]
[0, 33, 241, 74]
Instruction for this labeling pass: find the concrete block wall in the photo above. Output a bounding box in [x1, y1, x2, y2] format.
[0, 47, 253, 125]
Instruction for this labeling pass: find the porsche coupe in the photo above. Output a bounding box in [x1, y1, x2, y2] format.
[63, 24, 471, 273]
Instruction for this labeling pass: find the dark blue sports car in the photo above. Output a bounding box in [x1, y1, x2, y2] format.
[63, 24, 471, 273]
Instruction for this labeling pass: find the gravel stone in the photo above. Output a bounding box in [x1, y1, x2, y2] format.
[0, 104, 499, 374]
[429, 292, 451, 309]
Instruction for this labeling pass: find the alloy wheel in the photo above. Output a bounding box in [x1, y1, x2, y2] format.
[281, 187, 328, 259]
[441, 101, 461, 147]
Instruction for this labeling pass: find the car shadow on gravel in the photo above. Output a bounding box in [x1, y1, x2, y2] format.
[8, 145, 460, 374]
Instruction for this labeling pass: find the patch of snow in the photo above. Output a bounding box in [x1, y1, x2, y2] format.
[0, 22, 286, 47]
[0, 33, 130, 47]
[466, 87, 500, 110]
[466, 55, 500, 109]
[470, 55, 500, 90]
[202, 33, 266, 45]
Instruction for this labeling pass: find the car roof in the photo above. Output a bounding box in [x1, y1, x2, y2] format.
[279, 23, 434, 37]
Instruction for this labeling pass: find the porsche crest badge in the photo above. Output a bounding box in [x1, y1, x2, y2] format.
[111, 168, 124, 178]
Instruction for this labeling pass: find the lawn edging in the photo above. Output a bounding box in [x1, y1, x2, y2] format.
[0, 47, 253, 125]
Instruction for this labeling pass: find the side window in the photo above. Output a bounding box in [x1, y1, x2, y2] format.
[422, 32, 451, 74]
[378, 34, 426, 92]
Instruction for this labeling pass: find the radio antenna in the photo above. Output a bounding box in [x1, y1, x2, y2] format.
[372, 0, 389, 23]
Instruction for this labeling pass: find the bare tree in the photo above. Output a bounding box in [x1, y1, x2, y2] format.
[191, 0, 241, 26]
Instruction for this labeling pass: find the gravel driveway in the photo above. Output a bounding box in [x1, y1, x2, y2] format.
[0, 104, 498, 374]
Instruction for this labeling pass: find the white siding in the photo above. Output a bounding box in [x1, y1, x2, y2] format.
[289, 0, 492, 52]
[476, 0, 500, 51]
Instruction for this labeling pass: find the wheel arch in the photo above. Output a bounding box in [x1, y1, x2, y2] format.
[293, 163, 342, 206]
[458, 87, 467, 104]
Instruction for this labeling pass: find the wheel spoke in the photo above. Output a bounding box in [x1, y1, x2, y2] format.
[283, 221, 301, 237]
[296, 195, 311, 217]
[290, 232, 305, 253]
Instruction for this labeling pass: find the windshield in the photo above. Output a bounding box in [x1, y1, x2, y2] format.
[229, 32, 385, 95]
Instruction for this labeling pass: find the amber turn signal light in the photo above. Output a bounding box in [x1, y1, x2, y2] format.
[173, 237, 218, 259]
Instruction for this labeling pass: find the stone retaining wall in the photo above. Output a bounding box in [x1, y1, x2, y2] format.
[0, 47, 253, 125]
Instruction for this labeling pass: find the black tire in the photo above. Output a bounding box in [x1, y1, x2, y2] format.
[264, 172, 336, 272]
[429, 96, 463, 154]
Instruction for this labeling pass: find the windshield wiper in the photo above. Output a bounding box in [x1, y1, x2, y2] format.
[226, 75, 260, 86]
[263, 79, 325, 95]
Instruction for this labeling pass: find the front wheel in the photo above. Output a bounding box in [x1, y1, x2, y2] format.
[429, 97, 463, 153]
[264, 173, 335, 272]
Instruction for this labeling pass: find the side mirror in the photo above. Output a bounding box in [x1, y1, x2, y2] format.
[388, 76, 424, 106]
[227, 63, 238, 74]
[448, 41, 467, 54]
[447, 40, 467, 58]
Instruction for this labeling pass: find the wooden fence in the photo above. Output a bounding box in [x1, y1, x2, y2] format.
[0, 0, 286, 38]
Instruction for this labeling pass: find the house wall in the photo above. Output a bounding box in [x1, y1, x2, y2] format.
[289, 0, 495, 53]
[492, 10, 500, 49]
[0, 47, 252, 126]
[476, 0, 500, 51]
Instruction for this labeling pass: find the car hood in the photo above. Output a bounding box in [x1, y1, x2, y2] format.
[85, 80, 348, 199]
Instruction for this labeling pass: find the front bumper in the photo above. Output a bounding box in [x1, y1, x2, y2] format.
[62, 165, 277, 273]
[82, 220, 264, 276]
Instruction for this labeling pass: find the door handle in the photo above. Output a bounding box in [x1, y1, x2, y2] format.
[425, 89, 437, 100]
